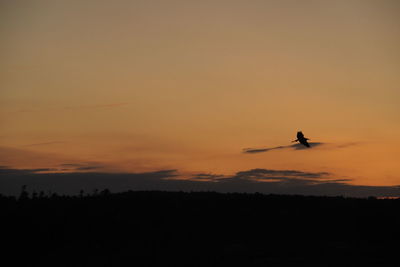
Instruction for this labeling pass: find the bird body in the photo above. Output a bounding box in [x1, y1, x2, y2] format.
[293, 131, 310, 147]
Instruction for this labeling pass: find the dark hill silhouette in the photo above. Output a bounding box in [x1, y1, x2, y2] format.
[1, 190, 399, 266]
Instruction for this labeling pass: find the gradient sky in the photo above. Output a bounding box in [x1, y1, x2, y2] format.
[1, 0, 400, 194]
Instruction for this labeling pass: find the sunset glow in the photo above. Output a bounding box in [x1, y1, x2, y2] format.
[1, 1, 400, 195]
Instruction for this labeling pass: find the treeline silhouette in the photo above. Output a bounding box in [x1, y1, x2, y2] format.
[1, 188, 399, 266]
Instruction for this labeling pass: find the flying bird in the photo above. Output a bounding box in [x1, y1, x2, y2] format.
[292, 131, 311, 148]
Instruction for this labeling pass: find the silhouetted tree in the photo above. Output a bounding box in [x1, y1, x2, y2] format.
[100, 189, 111, 197]
[93, 188, 99, 196]
[18, 185, 29, 201]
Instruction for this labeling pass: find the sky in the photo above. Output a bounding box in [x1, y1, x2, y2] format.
[1, 0, 400, 196]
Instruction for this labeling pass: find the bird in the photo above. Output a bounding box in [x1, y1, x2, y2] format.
[292, 131, 310, 148]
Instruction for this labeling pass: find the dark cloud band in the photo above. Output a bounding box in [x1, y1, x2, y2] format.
[1, 166, 399, 198]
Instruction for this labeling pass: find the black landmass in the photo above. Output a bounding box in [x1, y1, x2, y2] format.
[1, 190, 399, 266]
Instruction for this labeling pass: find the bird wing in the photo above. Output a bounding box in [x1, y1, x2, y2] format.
[300, 139, 310, 147]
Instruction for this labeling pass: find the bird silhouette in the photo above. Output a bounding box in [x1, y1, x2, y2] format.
[292, 131, 310, 148]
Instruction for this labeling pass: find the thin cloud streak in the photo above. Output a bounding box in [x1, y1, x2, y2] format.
[242, 142, 360, 154]
[63, 102, 129, 110]
[234, 168, 331, 180]
[243, 142, 324, 153]
[23, 141, 67, 147]
[12, 102, 129, 114]
[59, 163, 104, 170]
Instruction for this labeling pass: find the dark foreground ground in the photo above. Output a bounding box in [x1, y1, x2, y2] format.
[1, 190, 399, 267]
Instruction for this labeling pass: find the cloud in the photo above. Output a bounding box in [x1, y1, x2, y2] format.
[234, 168, 331, 180]
[59, 163, 104, 171]
[0, 167, 57, 175]
[23, 141, 67, 147]
[292, 142, 325, 150]
[1, 166, 399, 198]
[0, 146, 72, 170]
[215, 169, 399, 197]
[60, 163, 83, 168]
[186, 173, 225, 182]
[0, 166, 178, 195]
[63, 102, 129, 110]
[334, 142, 360, 149]
[74, 166, 103, 171]
[243, 142, 356, 154]
[12, 102, 129, 114]
[219, 168, 345, 188]
[242, 145, 288, 154]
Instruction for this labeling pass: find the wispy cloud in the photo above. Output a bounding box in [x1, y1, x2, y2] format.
[242, 142, 359, 154]
[234, 168, 331, 181]
[334, 142, 360, 149]
[23, 141, 67, 147]
[63, 102, 129, 110]
[243, 142, 324, 153]
[186, 173, 225, 182]
[59, 163, 105, 172]
[242, 145, 288, 154]
[0, 166, 57, 175]
[60, 163, 83, 168]
[12, 102, 129, 114]
[74, 166, 103, 171]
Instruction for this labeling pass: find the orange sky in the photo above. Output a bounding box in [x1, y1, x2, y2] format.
[1, 0, 400, 190]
